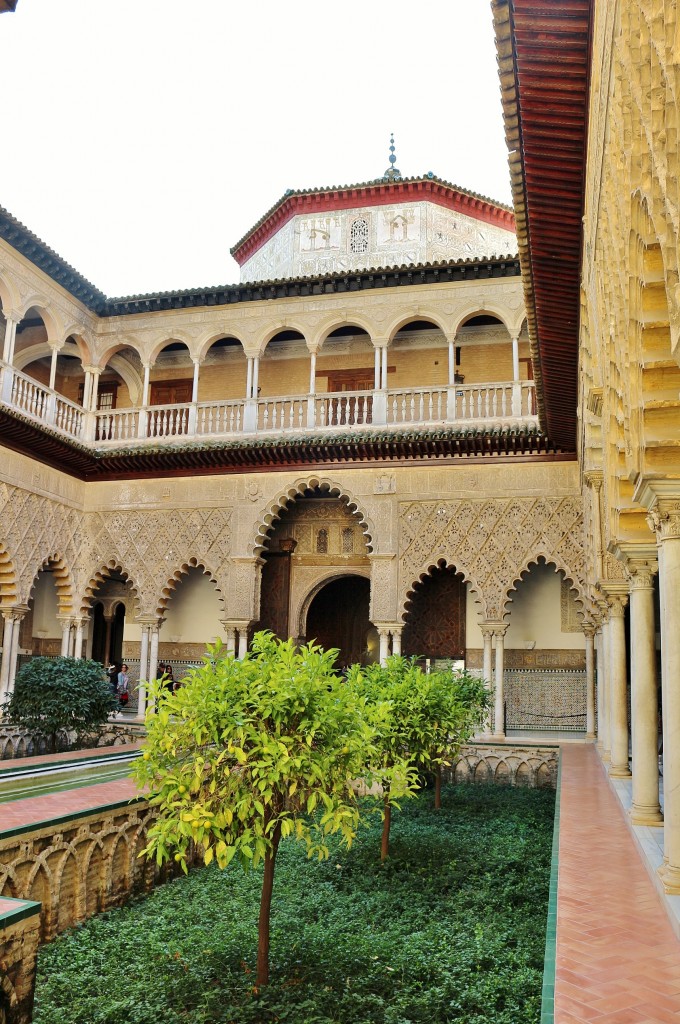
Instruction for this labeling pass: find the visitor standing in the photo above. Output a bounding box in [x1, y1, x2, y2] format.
[117, 664, 130, 710]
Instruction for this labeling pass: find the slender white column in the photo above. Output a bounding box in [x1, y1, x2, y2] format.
[378, 628, 390, 666]
[4, 617, 20, 697]
[309, 351, 317, 394]
[141, 363, 151, 406]
[90, 369, 101, 411]
[82, 371, 92, 410]
[448, 338, 455, 385]
[0, 613, 15, 700]
[648, 509, 680, 891]
[246, 357, 253, 398]
[374, 347, 381, 390]
[511, 336, 520, 381]
[481, 625, 495, 736]
[608, 594, 631, 777]
[493, 626, 506, 738]
[49, 346, 59, 390]
[252, 356, 259, 397]
[191, 359, 200, 403]
[60, 614, 71, 655]
[136, 625, 151, 721]
[599, 609, 611, 760]
[2, 315, 18, 364]
[391, 626, 402, 656]
[237, 629, 249, 660]
[584, 625, 596, 739]
[224, 626, 236, 656]
[381, 346, 388, 389]
[627, 562, 662, 823]
[148, 626, 160, 689]
[73, 618, 85, 661]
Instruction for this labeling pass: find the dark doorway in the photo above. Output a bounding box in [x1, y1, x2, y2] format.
[402, 566, 466, 660]
[91, 602, 107, 664]
[305, 576, 371, 670]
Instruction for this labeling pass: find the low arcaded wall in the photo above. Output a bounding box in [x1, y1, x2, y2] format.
[0, 898, 41, 1024]
[449, 742, 559, 789]
[0, 724, 142, 761]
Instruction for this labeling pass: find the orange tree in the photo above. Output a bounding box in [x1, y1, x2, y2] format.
[348, 657, 490, 858]
[133, 632, 409, 987]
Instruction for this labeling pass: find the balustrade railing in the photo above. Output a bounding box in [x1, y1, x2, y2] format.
[0, 360, 538, 448]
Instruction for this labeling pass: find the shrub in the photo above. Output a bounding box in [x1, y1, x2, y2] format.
[2, 656, 117, 752]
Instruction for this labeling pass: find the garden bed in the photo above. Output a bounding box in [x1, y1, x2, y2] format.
[34, 783, 555, 1024]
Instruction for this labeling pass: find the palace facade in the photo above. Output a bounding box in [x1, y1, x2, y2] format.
[1, 0, 680, 896]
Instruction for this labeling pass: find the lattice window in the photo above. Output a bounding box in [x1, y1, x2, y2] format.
[342, 528, 354, 554]
[350, 218, 369, 254]
[316, 529, 328, 553]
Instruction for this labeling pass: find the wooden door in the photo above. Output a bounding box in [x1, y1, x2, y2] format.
[149, 379, 193, 405]
[325, 369, 374, 425]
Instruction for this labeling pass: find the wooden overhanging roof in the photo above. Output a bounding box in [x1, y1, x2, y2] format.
[0, 407, 569, 482]
[493, 0, 592, 450]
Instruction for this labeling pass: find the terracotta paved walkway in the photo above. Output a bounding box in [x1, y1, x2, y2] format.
[555, 744, 680, 1023]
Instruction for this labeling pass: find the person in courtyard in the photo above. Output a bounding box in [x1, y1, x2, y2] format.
[116, 664, 130, 710]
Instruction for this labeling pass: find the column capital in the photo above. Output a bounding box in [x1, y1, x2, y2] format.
[584, 469, 604, 490]
[2, 604, 29, 623]
[581, 620, 597, 638]
[626, 559, 658, 591]
[647, 506, 680, 542]
[2, 309, 22, 325]
[606, 594, 628, 616]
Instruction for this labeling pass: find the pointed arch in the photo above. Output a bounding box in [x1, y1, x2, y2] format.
[157, 558, 226, 617]
[80, 561, 141, 617]
[28, 553, 75, 616]
[251, 476, 375, 556]
[397, 555, 483, 622]
[0, 543, 19, 609]
[502, 554, 586, 620]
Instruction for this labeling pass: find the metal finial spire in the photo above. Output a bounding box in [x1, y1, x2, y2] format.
[383, 134, 402, 181]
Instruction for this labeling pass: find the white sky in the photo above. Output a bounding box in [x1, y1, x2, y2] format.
[1, 0, 512, 298]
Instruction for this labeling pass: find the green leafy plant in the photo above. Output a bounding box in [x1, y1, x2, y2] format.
[2, 656, 117, 752]
[348, 657, 490, 858]
[133, 632, 410, 987]
[34, 784, 555, 1024]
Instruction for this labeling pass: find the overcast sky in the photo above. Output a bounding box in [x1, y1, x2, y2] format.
[2, 1, 512, 298]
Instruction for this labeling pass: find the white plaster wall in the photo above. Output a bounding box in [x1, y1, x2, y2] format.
[161, 568, 223, 643]
[504, 563, 584, 649]
[31, 573, 61, 638]
[240, 201, 517, 283]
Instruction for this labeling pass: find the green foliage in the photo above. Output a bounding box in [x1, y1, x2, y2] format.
[2, 656, 117, 750]
[34, 784, 555, 1024]
[134, 633, 410, 872]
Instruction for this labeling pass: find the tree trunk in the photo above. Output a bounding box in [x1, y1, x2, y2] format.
[434, 764, 442, 809]
[256, 821, 282, 987]
[381, 796, 391, 861]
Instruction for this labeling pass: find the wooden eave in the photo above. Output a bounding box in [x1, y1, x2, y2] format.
[0, 408, 570, 482]
[493, 0, 592, 451]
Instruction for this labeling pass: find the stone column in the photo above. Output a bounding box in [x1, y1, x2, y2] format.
[377, 627, 391, 666]
[90, 368, 102, 411]
[58, 617, 72, 656]
[511, 336, 520, 381]
[607, 594, 631, 777]
[221, 624, 237, 656]
[481, 625, 495, 736]
[191, 359, 200, 403]
[2, 313, 18, 364]
[595, 623, 604, 746]
[136, 624, 151, 722]
[492, 625, 507, 739]
[448, 336, 455, 386]
[648, 507, 680, 890]
[627, 560, 662, 823]
[583, 622, 596, 740]
[598, 604, 611, 761]
[0, 607, 28, 700]
[141, 363, 151, 406]
[73, 617, 85, 661]
[237, 627, 249, 660]
[381, 346, 388, 389]
[246, 357, 254, 398]
[48, 345, 59, 391]
[390, 625, 403, 656]
[374, 346, 381, 390]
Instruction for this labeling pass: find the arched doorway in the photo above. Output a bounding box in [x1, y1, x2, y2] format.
[305, 576, 373, 670]
[402, 564, 466, 661]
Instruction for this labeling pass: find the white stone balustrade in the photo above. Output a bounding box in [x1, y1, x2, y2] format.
[0, 359, 538, 448]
